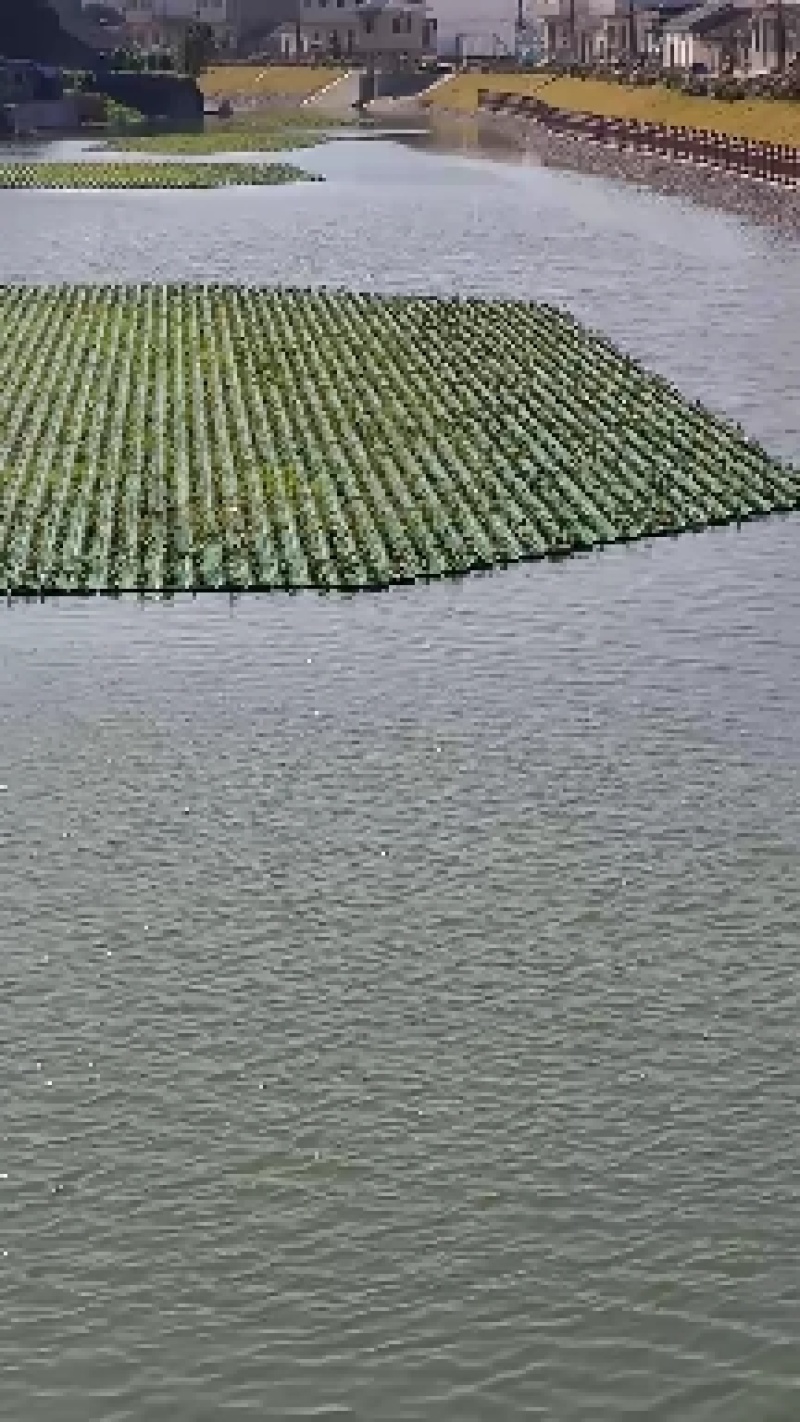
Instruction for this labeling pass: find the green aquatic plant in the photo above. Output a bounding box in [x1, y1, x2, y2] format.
[0, 285, 796, 596]
[105, 111, 338, 157]
[0, 162, 320, 191]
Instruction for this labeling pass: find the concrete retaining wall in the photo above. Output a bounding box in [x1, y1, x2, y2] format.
[4, 97, 79, 133]
[480, 110, 800, 235]
[360, 70, 444, 103]
[91, 73, 203, 126]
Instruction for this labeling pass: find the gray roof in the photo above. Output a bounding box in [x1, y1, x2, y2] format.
[662, 0, 749, 30]
[350, 0, 427, 9]
[632, 0, 696, 10]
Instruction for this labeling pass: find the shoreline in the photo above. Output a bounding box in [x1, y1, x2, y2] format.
[387, 103, 800, 236]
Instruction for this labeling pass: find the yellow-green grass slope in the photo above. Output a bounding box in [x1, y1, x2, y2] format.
[200, 65, 346, 102]
[0, 285, 796, 596]
[428, 72, 800, 148]
[0, 161, 320, 190]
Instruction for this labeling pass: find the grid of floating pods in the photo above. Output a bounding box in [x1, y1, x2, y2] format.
[0, 285, 796, 595]
[0, 161, 318, 189]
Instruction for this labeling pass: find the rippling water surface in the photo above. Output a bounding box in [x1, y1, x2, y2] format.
[2, 132, 800, 457]
[1, 136, 800, 1420]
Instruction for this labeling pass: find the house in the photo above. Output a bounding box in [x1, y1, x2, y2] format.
[748, 1, 800, 70]
[633, 1, 697, 60]
[532, 0, 649, 66]
[287, 0, 436, 64]
[0, 57, 81, 133]
[0, 59, 61, 103]
[661, 0, 751, 71]
[93, 0, 298, 54]
[431, 0, 518, 58]
[97, 0, 236, 50]
[0, 58, 65, 102]
[55, 0, 125, 49]
[532, 0, 639, 64]
[530, 0, 800, 67]
[531, 0, 743, 64]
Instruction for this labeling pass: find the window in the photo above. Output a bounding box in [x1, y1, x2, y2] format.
[365, 17, 374, 32]
[337, 0, 345, 7]
[392, 15, 402, 31]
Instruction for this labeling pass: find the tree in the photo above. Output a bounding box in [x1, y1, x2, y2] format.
[775, 0, 787, 72]
[628, 0, 638, 60]
[179, 21, 216, 78]
[0, 0, 100, 62]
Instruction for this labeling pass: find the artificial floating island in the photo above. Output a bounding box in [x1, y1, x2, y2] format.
[0, 161, 319, 190]
[0, 285, 796, 596]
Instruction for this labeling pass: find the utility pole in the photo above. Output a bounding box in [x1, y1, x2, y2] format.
[629, 0, 638, 60]
[775, 0, 787, 72]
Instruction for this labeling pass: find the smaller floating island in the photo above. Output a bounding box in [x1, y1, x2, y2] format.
[0, 286, 796, 596]
[0, 161, 320, 190]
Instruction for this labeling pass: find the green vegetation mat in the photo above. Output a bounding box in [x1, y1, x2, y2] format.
[0, 285, 796, 596]
[108, 114, 340, 156]
[109, 130, 324, 155]
[0, 162, 319, 190]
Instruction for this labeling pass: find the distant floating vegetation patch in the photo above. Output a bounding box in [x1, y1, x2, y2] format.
[0, 162, 319, 190]
[0, 285, 797, 597]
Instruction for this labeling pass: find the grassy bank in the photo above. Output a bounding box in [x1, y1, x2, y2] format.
[0, 286, 795, 596]
[200, 65, 345, 102]
[428, 72, 800, 147]
[0, 162, 319, 190]
[108, 108, 341, 157]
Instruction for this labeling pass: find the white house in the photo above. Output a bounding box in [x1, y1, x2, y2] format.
[90, 0, 295, 49]
[93, 0, 236, 46]
[661, 1, 750, 72]
[428, 0, 518, 58]
[285, 0, 436, 62]
[104, 0, 234, 22]
[748, 1, 800, 70]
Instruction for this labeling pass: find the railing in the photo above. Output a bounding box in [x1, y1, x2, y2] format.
[477, 90, 800, 187]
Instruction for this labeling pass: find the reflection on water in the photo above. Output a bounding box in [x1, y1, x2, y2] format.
[1, 133, 800, 1422]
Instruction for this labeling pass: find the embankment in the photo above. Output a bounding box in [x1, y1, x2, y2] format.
[426, 71, 800, 148]
[199, 65, 346, 107]
[457, 108, 800, 234]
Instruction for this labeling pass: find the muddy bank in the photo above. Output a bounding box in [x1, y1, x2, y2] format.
[419, 107, 800, 236]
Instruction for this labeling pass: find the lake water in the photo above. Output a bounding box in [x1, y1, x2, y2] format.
[1, 132, 800, 459]
[1, 135, 800, 1421]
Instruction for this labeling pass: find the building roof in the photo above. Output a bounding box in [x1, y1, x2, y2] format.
[632, 0, 697, 12]
[662, 0, 748, 30]
[346, 0, 427, 10]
